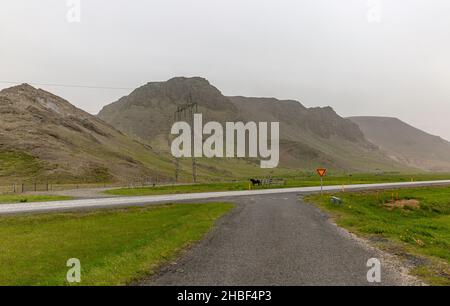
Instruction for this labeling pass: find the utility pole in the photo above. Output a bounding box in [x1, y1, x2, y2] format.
[172, 109, 181, 183]
[172, 93, 198, 183]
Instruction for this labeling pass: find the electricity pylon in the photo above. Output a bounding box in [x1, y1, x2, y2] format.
[172, 93, 198, 183]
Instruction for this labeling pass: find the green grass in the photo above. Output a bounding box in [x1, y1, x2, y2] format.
[0, 194, 72, 204]
[305, 186, 450, 285]
[105, 172, 450, 196]
[0, 150, 42, 179]
[0, 203, 233, 285]
[106, 182, 253, 196]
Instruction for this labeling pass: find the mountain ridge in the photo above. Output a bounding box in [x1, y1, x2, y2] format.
[0, 83, 175, 183]
[349, 116, 450, 172]
[6, 78, 449, 185]
[98, 77, 411, 172]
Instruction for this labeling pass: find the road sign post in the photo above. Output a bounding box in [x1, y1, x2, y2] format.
[321, 177, 323, 195]
[316, 168, 327, 196]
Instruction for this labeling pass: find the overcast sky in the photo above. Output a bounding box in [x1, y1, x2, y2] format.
[1, 0, 450, 140]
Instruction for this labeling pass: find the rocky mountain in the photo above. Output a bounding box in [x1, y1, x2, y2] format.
[349, 116, 450, 172]
[0, 84, 175, 184]
[99, 77, 409, 172]
[4, 79, 432, 185]
[98, 77, 238, 144]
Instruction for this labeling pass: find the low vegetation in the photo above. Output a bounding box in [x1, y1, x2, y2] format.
[0, 151, 42, 180]
[0, 203, 233, 285]
[305, 186, 450, 285]
[105, 172, 450, 196]
[0, 194, 72, 204]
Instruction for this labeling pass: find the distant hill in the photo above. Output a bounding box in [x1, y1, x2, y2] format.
[0, 83, 291, 184]
[98, 77, 238, 144]
[0, 84, 175, 184]
[349, 116, 450, 172]
[99, 77, 409, 173]
[1, 80, 423, 185]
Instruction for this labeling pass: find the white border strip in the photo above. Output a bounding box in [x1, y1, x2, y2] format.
[1, 180, 450, 215]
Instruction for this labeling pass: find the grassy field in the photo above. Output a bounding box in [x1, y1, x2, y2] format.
[305, 186, 450, 285]
[0, 151, 43, 184]
[0, 194, 72, 204]
[105, 172, 450, 196]
[0, 203, 233, 285]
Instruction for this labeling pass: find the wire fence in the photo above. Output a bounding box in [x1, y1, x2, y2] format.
[0, 175, 296, 195]
[0, 176, 179, 194]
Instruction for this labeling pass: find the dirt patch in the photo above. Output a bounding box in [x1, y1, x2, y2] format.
[385, 199, 420, 210]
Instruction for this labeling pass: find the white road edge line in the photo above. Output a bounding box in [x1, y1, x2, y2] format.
[1, 180, 450, 214]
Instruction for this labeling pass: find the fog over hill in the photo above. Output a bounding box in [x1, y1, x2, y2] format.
[7, 77, 450, 185]
[349, 116, 450, 172]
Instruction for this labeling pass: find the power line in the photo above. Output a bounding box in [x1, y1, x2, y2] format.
[0, 81, 133, 90]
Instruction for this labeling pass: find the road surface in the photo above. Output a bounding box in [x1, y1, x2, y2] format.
[2, 181, 437, 285]
[142, 194, 419, 285]
[0, 180, 449, 215]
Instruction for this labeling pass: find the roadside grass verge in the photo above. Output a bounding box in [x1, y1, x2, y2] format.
[0, 203, 234, 285]
[105, 182, 251, 196]
[0, 194, 72, 204]
[105, 173, 450, 196]
[304, 186, 450, 285]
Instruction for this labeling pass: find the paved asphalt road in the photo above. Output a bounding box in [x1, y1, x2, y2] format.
[143, 194, 413, 286]
[1, 180, 450, 215]
[2, 181, 437, 285]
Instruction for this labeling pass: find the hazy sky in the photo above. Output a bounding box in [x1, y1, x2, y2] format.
[1, 0, 450, 140]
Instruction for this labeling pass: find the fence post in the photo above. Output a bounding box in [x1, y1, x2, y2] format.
[34, 182, 37, 192]
[13, 184, 16, 193]
[22, 183, 24, 193]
